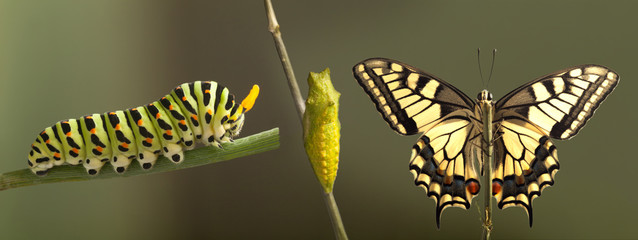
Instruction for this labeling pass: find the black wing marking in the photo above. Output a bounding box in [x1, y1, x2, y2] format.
[353, 58, 475, 135]
[495, 65, 619, 139]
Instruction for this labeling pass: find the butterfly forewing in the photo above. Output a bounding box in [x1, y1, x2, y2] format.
[495, 65, 619, 139]
[353, 58, 475, 135]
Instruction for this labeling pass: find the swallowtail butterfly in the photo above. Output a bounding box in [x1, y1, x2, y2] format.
[353, 58, 618, 227]
[27, 81, 259, 176]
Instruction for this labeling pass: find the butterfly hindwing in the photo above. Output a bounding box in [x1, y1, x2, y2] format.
[409, 114, 481, 228]
[353, 58, 475, 135]
[495, 65, 619, 139]
[492, 115, 560, 226]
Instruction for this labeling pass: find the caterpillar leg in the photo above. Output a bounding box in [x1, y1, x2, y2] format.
[162, 143, 184, 163]
[83, 157, 108, 175]
[29, 162, 53, 176]
[137, 151, 159, 170]
[111, 154, 134, 174]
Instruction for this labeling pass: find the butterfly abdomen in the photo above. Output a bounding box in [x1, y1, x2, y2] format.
[27, 81, 260, 176]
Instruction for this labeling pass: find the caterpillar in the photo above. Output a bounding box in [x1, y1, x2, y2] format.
[27, 81, 260, 176]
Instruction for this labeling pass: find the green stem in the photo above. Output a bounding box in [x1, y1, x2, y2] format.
[324, 191, 348, 239]
[0, 128, 279, 191]
[481, 102, 494, 240]
[264, 1, 348, 239]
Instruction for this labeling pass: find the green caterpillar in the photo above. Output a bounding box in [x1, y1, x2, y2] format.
[27, 81, 260, 176]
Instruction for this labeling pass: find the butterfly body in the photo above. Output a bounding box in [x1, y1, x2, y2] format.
[353, 58, 618, 227]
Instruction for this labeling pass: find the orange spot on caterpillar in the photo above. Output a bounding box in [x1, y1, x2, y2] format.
[156, 113, 161, 119]
[182, 96, 187, 101]
[137, 119, 143, 126]
[86, 116, 93, 119]
[109, 112, 116, 115]
[46, 139, 50, 144]
[207, 109, 212, 115]
[169, 105, 174, 110]
[53, 153, 61, 158]
[191, 115, 198, 121]
[90, 128, 96, 134]
[145, 138, 152, 144]
[166, 130, 172, 136]
[205, 89, 210, 94]
[72, 148, 79, 154]
[121, 142, 129, 148]
[115, 124, 121, 130]
[66, 132, 72, 137]
[96, 146, 103, 152]
[179, 120, 186, 125]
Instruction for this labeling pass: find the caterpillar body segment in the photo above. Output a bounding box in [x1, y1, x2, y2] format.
[27, 81, 260, 176]
[105, 110, 138, 173]
[56, 119, 86, 165]
[80, 114, 113, 175]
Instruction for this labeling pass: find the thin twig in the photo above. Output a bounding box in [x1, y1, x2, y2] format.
[0, 128, 279, 191]
[264, 0, 305, 121]
[264, 1, 348, 239]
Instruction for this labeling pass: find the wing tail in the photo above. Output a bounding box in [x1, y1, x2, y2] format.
[493, 116, 560, 226]
[409, 115, 481, 228]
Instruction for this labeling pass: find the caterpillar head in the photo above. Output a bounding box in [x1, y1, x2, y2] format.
[224, 85, 259, 139]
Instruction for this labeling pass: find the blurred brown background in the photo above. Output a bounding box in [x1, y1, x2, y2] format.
[1, 1, 636, 239]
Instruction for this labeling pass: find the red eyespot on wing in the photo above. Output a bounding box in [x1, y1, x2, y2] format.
[466, 180, 480, 195]
[492, 181, 502, 195]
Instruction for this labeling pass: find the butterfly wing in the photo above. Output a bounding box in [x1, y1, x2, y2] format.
[409, 115, 482, 228]
[353, 58, 481, 227]
[493, 65, 619, 225]
[353, 58, 476, 135]
[495, 65, 619, 139]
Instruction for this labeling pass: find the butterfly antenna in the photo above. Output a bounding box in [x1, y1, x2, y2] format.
[486, 49, 497, 88]
[477, 48, 486, 86]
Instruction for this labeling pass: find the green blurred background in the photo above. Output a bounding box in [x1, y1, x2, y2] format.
[1, 1, 636, 239]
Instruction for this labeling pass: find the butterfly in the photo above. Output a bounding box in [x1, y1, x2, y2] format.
[352, 58, 618, 227]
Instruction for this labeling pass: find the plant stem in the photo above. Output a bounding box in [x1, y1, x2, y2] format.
[0, 128, 279, 191]
[264, 1, 348, 239]
[481, 102, 494, 240]
[264, 0, 305, 121]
